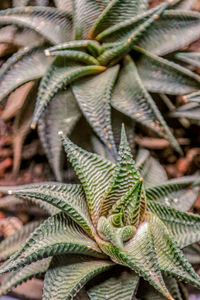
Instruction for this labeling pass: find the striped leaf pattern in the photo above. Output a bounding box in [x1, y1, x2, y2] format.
[88, 270, 139, 300]
[43, 255, 113, 300]
[0, 258, 51, 296]
[0, 7, 72, 44]
[0, 183, 95, 238]
[38, 89, 81, 181]
[0, 130, 199, 299]
[0, 44, 52, 102]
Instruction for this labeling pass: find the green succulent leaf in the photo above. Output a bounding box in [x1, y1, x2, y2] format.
[45, 40, 101, 57]
[0, 258, 51, 296]
[100, 126, 140, 217]
[111, 180, 146, 227]
[73, 0, 107, 40]
[43, 255, 113, 300]
[97, 4, 167, 66]
[136, 10, 200, 56]
[146, 176, 200, 211]
[0, 183, 95, 238]
[60, 133, 115, 226]
[102, 222, 172, 299]
[46, 49, 100, 65]
[0, 221, 42, 261]
[147, 201, 200, 248]
[170, 102, 200, 120]
[0, 213, 105, 275]
[185, 90, 200, 103]
[135, 46, 200, 95]
[111, 56, 182, 153]
[88, 270, 139, 300]
[147, 213, 200, 288]
[175, 51, 200, 68]
[32, 58, 106, 127]
[96, 3, 166, 44]
[90, 0, 148, 39]
[72, 65, 119, 156]
[136, 149, 168, 188]
[54, 0, 73, 13]
[0, 44, 52, 102]
[38, 89, 81, 181]
[141, 276, 187, 300]
[0, 7, 72, 44]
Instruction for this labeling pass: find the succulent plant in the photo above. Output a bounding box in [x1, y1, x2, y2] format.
[0, 127, 200, 299]
[1, 0, 200, 179]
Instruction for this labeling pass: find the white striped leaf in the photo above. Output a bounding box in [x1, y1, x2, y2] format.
[72, 65, 119, 157]
[32, 58, 105, 127]
[0, 258, 51, 296]
[38, 89, 81, 181]
[135, 46, 200, 95]
[90, 0, 148, 39]
[136, 10, 200, 56]
[0, 213, 105, 275]
[100, 126, 140, 217]
[111, 56, 182, 153]
[147, 213, 200, 288]
[0, 183, 95, 238]
[88, 270, 139, 300]
[0, 7, 72, 44]
[146, 176, 200, 212]
[147, 201, 200, 248]
[60, 133, 115, 226]
[0, 44, 52, 102]
[43, 255, 113, 300]
[0, 221, 42, 261]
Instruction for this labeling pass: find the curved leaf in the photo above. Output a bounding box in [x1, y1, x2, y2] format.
[45, 49, 100, 65]
[0, 213, 105, 275]
[175, 51, 200, 68]
[185, 90, 200, 103]
[72, 65, 119, 157]
[146, 176, 200, 212]
[54, 0, 73, 13]
[60, 133, 115, 226]
[111, 56, 182, 153]
[38, 89, 81, 181]
[43, 255, 113, 300]
[73, 0, 107, 39]
[135, 46, 200, 95]
[32, 58, 105, 127]
[96, 4, 166, 43]
[148, 213, 200, 288]
[147, 201, 200, 248]
[100, 126, 140, 217]
[0, 7, 72, 44]
[136, 10, 200, 56]
[170, 102, 200, 120]
[99, 222, 172, 299]
[0, 258, 51, 296]
[0, 44, 52, 102]
[0, 221, 42, 261]
[0, 183, 95, 238]
[88, 270, 139, 300]
[97, 4, 167, 66]
[90, 0, 148, 39]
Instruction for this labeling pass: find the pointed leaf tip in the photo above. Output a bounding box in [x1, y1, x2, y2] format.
[31, 124, 37, 130]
